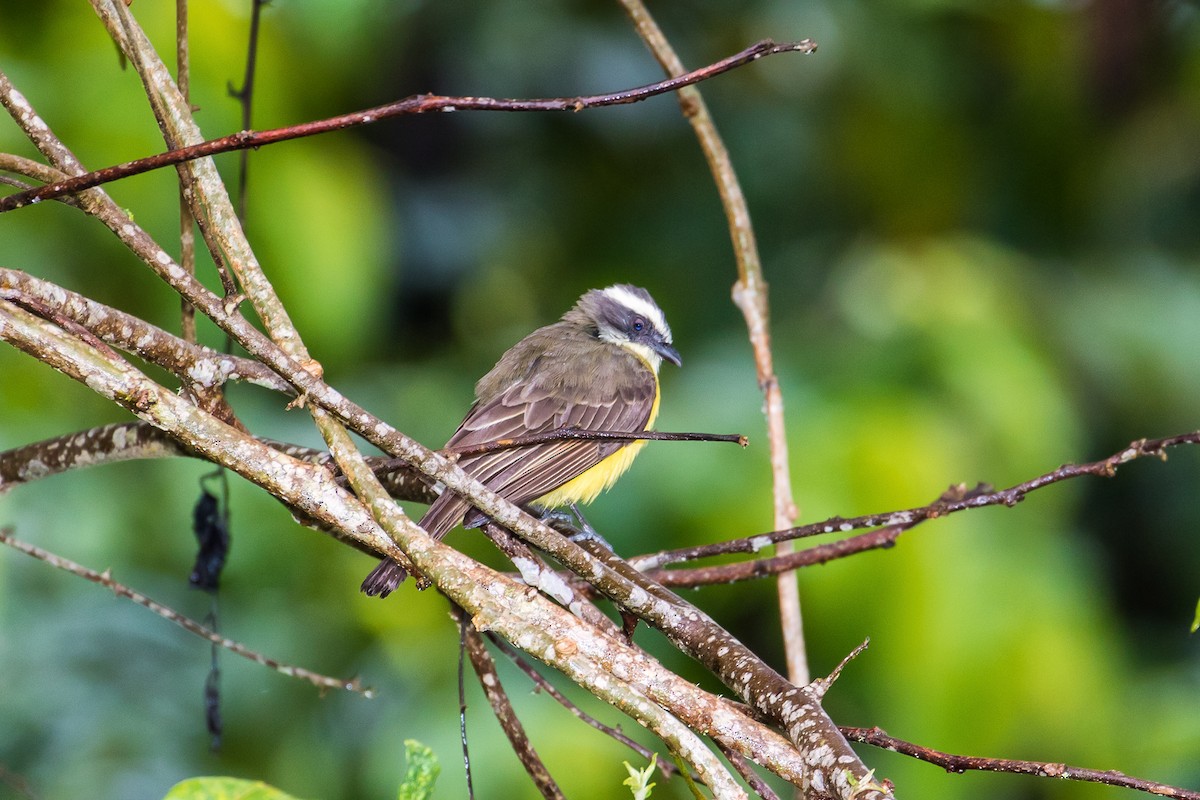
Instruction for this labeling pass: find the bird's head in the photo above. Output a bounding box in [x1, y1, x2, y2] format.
[570, 284, 681, 372]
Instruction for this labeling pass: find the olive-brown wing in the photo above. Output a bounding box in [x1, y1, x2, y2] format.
[417, 361, 656, 538]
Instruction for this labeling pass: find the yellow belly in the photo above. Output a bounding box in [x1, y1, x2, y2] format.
[534, 378, 661, 509]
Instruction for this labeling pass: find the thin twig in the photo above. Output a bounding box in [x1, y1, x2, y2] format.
[229, 0, 268, 221]
[176, 0, 197, 345]
[636, 433, 1200, 585]
[713, 741, 781, 800]
[457, 613, 477, 800]
[449, 428, 747, 458]
[811, 638, 870, 700]
[647, 526, 907, 588]
[485, 632, 691, 783]
[0, 155, 80, 207]
[0, 527, 373, 697]
[456, 608, 565, 800]
[617, 0, 811, 686]
[842, 726, 1200, 799]
[0, 39, 814, 212]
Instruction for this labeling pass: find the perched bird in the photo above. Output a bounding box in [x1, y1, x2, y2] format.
[362, 283, 680, 597]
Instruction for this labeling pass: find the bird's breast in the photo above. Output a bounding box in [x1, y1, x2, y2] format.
[533, 373, 661, 509]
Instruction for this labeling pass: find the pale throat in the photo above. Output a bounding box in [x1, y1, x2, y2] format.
[600, 331, 663, 374]
[535, 333, 663, 509]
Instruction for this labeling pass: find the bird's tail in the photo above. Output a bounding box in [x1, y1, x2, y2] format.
[360, 558, 408, 598]
[359, 490, 469, 598]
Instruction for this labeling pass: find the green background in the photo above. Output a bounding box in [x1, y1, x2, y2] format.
[2, 1, 1199, 798]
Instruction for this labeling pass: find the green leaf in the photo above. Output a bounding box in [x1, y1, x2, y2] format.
[1191, 597, 1200, 634]
[622, 753, 657, 800]
[162, 777, 306, 800]
[397, 739, 441, 800]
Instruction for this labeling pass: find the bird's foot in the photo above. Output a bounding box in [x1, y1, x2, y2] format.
[544, 503, 613, 551]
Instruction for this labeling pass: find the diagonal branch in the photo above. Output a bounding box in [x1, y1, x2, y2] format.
[0, 421, 436, 506]
[0, 39, 815, 213]
[456, 608, 565, 800]
[633, 432, 1200, 585]
[0, 527, 372, 697]
[842, 726, 1200, 799]
[485, 632, 692, 782]
[0, 269, 290, 394]
[0, 294, 818, 792]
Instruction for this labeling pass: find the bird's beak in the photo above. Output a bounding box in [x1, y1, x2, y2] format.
[655, 340, 682, 367]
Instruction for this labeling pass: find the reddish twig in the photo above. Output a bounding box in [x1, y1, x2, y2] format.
[0, 39, 815, 213]
[648, 526, 906, 587]
[842, 726, 1200, 799]
[633, 432, 1200, 578]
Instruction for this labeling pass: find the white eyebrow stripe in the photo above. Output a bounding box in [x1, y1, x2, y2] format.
[601, 285, 672, 342]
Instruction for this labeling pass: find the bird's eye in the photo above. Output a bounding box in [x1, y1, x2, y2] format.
[632, 317, 645, 333]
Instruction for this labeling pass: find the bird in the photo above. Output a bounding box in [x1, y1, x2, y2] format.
[361, 283, 681, 598]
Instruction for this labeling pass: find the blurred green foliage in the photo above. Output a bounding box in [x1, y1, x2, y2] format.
[164, 776, 308, 800]
[397, 739, 440, 800]
[2, 1, 1199, 799]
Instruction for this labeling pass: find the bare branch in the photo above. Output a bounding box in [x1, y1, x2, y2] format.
[0, 39, 814, 213]
[0, 154, 79, 207]
[449, 427, 747, 458]
[0, 421, 436, 507]
[0, 296, 408, 566]
[0, 527, 373, 697]
[174, 0, 197, 346]
[617, 0, 811, 688]
[714, 741, 782, 800]
[456, 609, 565, 800]
[636, 433, 1200, 586]
[842, 726, 1200, 799]
[811, 639, 870, 700]
[229, 0, 269, 221]
[481, 522, 618, 634]
[0, 269, 290, 393]
[485, 632, 691, 782]
[0, 423, 187, 494]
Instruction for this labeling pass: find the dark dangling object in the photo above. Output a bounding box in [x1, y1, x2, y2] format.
[190, 487, 229, 591]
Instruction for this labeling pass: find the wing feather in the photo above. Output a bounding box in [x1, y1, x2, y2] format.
[419, 348, 656, 539]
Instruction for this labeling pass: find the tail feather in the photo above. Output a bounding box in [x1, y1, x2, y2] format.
[359, 490, 470, 598]
[360, 558, 407, 598]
